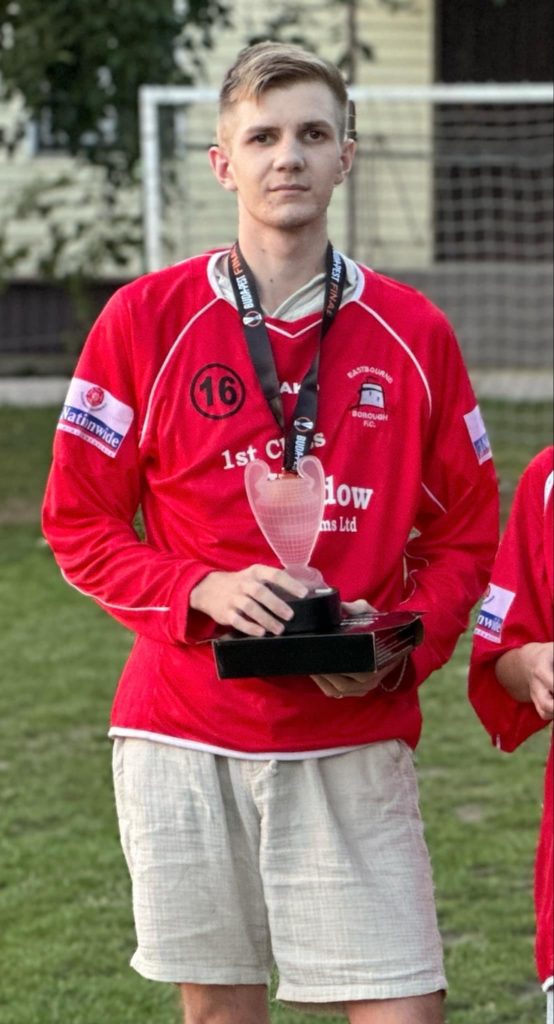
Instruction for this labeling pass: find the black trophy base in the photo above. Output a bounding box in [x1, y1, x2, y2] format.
[212, 610, 423, 680]
[268, 584, 342, 634]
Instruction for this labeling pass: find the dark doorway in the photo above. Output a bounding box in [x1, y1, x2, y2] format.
[434, 0, 553, 262]
[436, 0, 553, 84]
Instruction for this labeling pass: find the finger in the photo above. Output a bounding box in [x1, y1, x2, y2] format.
[242, 583, 295, 627]
[311, 675, 373, 699]
[228, 610, 272, 637]
[342, 672, 376, 683]
[229, 594, 289, 636]
[238, 609, 288, 638]
[251, 566, 308, 601]
[274, 571, 310, 600]
[241, 568, 309, 627]
[313, 672, 378, 690]
[311, 675, 345, 698]
[341, 599, 378, 616]
[312, 673, 347, 688]
[535, 692, 554, 721]
[336, 684, 376, 697]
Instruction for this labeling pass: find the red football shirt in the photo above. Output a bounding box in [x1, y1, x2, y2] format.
[469, 446, 554, 988]
[43, 251, 498, 756]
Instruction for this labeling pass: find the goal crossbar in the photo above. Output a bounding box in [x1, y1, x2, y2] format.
[139, 82, 553, 271]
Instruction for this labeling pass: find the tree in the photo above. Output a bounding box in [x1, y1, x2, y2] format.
[0, 0, 231, 279]
[0, 0, 231, 180]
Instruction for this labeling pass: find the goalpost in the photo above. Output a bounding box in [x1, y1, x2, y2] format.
[139, 83, 553, 463]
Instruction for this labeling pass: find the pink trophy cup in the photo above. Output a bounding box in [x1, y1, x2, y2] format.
[245, 455, 341, 633]
[212, 456, 423, 675]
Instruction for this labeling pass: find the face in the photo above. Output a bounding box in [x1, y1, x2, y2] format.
[209, 80, 355, 236]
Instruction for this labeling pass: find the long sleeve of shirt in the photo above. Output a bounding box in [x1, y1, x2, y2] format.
[392, 319, 499, 692]
[42, 285, 218, 647]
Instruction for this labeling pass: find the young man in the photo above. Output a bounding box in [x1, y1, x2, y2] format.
[42, 42, 498, 1023]
[469, 447, 553, 1023]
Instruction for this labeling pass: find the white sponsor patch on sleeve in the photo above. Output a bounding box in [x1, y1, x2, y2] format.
[464, 405, 492, 464]
[57, 377, 134, 458]
[474, 583, 516, 643]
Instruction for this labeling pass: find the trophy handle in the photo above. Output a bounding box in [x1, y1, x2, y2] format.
[244, 458, 270, 512]
[244, 459, 278, 558]
[296, 454, 325, 497]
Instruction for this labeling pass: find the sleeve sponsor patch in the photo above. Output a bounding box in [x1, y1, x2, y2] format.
[57, 378, 134, 458]
[474, 583, 516, 643]
[464, 405, 492, 464]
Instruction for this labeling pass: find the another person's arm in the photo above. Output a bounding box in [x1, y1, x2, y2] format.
[469, 448, 554, 750]
[495, 642, 554, 721]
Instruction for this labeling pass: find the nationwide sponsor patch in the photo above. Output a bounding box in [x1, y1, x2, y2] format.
[474, 583, 516, 643]
[57, 377, 134, 458]
[464, 405, 492, 464]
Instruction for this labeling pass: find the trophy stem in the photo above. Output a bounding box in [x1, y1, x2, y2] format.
[286, 564, 325, 591]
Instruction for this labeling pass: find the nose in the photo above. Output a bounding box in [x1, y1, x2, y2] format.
[273, 133, 305, 171]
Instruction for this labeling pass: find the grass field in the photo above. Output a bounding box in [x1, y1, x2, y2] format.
[0, 406, 551, 1024]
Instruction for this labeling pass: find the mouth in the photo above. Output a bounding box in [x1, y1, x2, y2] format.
[269, 184, 308, 193]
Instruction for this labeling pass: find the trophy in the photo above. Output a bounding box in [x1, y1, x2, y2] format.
[212, 454, 424, 680]
[243, 455, 341, 634]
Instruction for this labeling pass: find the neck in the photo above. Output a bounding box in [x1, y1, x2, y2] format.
[236, 226, 329, 313]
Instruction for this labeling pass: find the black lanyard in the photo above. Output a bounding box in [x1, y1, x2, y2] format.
[228, 242, 346, 472]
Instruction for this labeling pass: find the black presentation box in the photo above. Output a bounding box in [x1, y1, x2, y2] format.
[212, 610, 423, 680]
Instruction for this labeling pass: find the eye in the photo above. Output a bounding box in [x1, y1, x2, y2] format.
[305, 127, 327, 142]
[251, 132, 272, 144]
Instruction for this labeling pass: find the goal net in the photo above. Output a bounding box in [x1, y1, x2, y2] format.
[139, 83, 553, 495]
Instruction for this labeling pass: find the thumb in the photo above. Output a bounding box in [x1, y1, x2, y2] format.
[341, 599, 379, 617]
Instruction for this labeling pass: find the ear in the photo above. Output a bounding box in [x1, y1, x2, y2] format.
[334, 138, 356, 185]
[208, 145, 238, 192]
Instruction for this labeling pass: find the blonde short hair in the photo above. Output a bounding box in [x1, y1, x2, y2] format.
[218, 41, 349, 139]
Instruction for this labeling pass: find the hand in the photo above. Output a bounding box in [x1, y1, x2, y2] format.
[313, 597, 395, 698]
[496, 641, 554, 721]
[311, 660, 405, 699]
[189, 566, 308, 637]
[522, 642, 554, 720]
